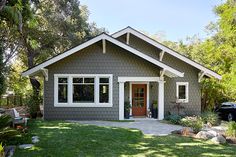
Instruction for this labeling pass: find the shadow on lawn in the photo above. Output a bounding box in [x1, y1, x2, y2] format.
[13, 120, 236, 157]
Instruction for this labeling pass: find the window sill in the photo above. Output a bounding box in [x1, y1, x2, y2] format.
[54, 103, 113, 107]
[176, 99, 189, 103]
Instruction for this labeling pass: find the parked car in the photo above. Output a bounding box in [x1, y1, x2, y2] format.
[216, 102, 236, 121]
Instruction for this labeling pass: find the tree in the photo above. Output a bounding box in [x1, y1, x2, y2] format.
[0, 41, 6, 96]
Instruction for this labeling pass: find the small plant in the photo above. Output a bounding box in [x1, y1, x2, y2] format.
[152, 100, 158, 119]
[0, 142, 4, 157]
[0, 115, 18, 144]
[124, 101, 131, 119]
[226, 121, 236, 138]
[164, 114, 182, 124]
[180, 116, 203, 133]
[201, 111, 219, 126]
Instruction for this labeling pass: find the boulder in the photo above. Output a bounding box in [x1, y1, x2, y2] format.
[181, 127, 193, 136]
[211, 135, 226, 144]
[19, 144, 34, 149]
[4, 146, 16, 157]
[171, 129, 181, 135]
[32, 136, 40, 144]
[195, 131, 215, 139]
[207, 130, 218, 137]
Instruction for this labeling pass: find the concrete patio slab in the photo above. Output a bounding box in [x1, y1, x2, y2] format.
[69, 119, 183, 136]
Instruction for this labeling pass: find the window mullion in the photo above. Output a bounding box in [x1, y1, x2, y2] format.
[95, 76, 99, 104]
[68, 76, 73, 104]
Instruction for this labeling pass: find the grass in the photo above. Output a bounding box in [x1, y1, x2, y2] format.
[12, 120, 236, 157]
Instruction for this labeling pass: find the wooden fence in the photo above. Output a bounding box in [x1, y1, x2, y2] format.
[0, 95, 28, 107]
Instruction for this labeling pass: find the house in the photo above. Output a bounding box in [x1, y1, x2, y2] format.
[22, 27, 222, 120]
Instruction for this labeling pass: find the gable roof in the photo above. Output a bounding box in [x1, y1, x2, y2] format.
[22, 33, 184, 78]
[112, 26, 222, 80]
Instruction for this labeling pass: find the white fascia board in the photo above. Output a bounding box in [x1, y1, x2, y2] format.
[112, 27, 222, 80]
[22, 33, 183, 78]
[22, 34, 107, 76]
[118, 77, 160, 83]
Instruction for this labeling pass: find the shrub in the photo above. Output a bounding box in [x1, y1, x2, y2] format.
[0, 143, 4, 157]
[180, 116, 203, 133]
[164, 114, 182, 124]
[201, 111, 219, 126]
[226, 121, 236, 138]
[26, 92, 42, 118]
[0, 115, 18, 144]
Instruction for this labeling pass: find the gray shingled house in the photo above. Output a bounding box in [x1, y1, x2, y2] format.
[22, 27, 222, 120]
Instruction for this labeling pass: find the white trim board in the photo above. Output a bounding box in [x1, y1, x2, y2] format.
[112, 27, 222, 80]
[22, 33, 184, 78]
[118, 77, 161, 83]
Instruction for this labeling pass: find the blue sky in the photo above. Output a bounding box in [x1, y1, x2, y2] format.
[80, 0, 224, 42]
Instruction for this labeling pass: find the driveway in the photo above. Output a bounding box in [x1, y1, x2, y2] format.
[69, 119, 183, 136]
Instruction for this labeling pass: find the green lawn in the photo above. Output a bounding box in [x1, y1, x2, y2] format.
[12, 120, 236, 157]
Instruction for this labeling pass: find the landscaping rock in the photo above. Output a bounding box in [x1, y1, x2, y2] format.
[19, 144, 34, 149]
[195, 131, 215, 139]
[4, 146, 15, 157]
[32, 136, 40, 143]
[207, 130, 218, 137]
[181, 127, 193, 136]
[211, 135, 226, 144]
[171, 129, 182, 134]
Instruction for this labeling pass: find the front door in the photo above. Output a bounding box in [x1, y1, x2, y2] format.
[132, 84, 147, 116]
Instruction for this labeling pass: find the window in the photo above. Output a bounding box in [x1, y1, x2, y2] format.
[176, 82, 189, 103]
[54, 74, 112, 107]
[99, 78, 109, 103]
[58, 78, 68, 103]
[73, 77, 95, 103]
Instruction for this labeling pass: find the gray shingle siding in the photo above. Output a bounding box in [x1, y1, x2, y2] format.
[124, 35, 201, 115]
[44, 33, 201, 120]
[44, 41, 160, 120]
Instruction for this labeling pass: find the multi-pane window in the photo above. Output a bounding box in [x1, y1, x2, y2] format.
[176, 82, 189, 103]
[58, 78, 68, 103]
[73, 77, 95, 103]
[99, 78, 109, 103]
[55, 75, 112, 107]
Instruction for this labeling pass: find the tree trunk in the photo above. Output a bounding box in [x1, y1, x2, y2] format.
[27, 52, 40, 95]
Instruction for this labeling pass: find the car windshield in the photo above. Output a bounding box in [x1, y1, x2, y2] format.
[221, 102, 236, 108]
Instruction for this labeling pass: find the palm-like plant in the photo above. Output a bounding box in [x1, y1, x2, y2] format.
[0, 115, 18, 144]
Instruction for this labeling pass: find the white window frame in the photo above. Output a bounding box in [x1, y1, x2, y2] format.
[54, 74, 113, 107]
[176, 82, 189, 103]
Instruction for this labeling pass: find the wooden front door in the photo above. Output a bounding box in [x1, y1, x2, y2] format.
[132, 84, 147, 116]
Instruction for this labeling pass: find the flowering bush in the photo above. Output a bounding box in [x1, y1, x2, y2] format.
[180, 116, 203, 133]
[201, 111, 219, 126]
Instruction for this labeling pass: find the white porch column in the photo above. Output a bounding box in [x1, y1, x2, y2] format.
[158, 80, 164, 120]
[119, 81, 125, 120]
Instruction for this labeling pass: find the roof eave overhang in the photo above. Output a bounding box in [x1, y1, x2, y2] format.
[22, 33, 184, 78]
[112, 27, 222, 80]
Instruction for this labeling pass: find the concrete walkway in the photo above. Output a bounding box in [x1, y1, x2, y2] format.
[69, 119, 183, 136]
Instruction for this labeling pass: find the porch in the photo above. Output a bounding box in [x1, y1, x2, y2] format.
[118, 77, 165, 120]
